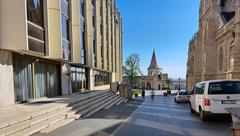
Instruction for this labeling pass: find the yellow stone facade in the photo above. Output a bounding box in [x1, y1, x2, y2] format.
[187, 0, 240, 91]
[0, 0, 122, 106]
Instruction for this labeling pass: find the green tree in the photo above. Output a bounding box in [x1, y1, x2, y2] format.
[123, 54, 140, 87]
[166, 78, 172, 89]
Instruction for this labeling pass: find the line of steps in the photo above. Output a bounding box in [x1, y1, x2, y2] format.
[0, 91, 127, 136]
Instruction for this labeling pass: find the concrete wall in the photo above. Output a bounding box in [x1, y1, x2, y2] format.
[0, 50, 15, 106]
[0, 0, 28, 50]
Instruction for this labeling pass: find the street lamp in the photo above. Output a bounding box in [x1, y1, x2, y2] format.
[178, 78, 181, 91]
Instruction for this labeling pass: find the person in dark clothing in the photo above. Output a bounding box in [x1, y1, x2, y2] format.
[150, 89, 155, 101]
[141, 88, 145, 100]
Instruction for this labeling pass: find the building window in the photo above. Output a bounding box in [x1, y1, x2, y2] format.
[106, 2, 109, 70]
[80, 0, 86, 64]
[92, 0, 97, 67]
[27, 0, 45, 54]
[61, 0, 71, 61]
[219, 47, 223, 71]
[100, 0, 104, 69]
[220, 0, 235, 22]
[94, 70, 110, 86]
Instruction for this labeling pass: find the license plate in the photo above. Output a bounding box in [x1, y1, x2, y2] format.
[222, 100, 236, 104]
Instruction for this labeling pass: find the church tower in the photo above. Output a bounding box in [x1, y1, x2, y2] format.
[148, 50, 161, 76]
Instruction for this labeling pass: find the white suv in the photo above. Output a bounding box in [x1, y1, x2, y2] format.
[189, 80, 240, 121]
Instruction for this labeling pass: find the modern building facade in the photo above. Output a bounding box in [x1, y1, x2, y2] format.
[0, 0, 122, 106]
[186, 0, 240, 91]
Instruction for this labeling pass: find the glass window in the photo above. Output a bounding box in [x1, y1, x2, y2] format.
[179, 91, 189, 95]
[61, 0, 70, 61]
[208, 81, 240, 94]
[61, 0, 69, 16]
[196, 83, 205, 94]
[27, 0, 44, 27]
[61, 16, 70, 40]
[79, 0, 86, 64]
[27, 0, 45, 54]
[94, 70, 110, 86]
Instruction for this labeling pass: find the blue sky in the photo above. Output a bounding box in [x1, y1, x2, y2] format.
[117, 0, 200, 79]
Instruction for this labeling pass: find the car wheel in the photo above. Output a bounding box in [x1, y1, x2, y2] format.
[199, 108, 207, 121]
[189, 103, 195, 114]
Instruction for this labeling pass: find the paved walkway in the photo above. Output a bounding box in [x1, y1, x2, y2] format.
[113, 91, 231, 136]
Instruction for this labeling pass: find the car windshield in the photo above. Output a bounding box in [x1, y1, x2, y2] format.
[179, 91, 189, 95]
[208, 81, 240, 94]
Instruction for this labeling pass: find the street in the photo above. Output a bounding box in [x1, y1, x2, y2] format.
[113, 91, 232, 136]
[35, 91, 231, 136]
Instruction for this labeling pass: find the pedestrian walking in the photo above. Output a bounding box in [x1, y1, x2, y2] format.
[141, 87, 145, 100]
[150, 89, 155, 101]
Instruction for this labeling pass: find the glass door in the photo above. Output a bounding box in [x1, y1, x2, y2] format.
[71, 67, 87, 93]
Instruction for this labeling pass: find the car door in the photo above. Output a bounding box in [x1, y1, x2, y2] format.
[190, 85, 197, 111]
[195, 83, 205, 112]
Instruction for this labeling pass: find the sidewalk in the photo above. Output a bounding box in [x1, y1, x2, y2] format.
[0, 91, 105, 129]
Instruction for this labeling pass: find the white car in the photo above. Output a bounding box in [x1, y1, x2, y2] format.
[189, 80, 240, 121]
[174, 91, 190, 103]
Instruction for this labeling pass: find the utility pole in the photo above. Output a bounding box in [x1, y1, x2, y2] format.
[178, 78, 181, 91]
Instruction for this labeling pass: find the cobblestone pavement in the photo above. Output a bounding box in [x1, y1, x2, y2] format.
[113, 91, 232, 136]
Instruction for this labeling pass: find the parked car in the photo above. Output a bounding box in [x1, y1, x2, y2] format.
[174, 91, 190, 103]
[189, 80, 240, 121]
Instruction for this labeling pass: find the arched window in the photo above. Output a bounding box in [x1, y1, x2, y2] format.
[219, 47, 223, 71]
[220, 0, 236, 22]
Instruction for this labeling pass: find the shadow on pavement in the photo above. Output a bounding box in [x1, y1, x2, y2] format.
[88, 98, 143, 136]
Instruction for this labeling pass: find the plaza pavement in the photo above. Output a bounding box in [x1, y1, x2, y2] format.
[113, 90, 231, 136]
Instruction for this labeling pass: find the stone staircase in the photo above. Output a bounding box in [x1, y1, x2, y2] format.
[0, 91, 127, 136]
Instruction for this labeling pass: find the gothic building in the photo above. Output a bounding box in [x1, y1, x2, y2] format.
[186, 0, 240, 91]
[139, 50, 169, 90]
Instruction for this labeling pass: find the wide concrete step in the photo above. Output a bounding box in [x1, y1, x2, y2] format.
[104, 95, 122, 109]
[10, 120, 49, 136]
[40, 118, 75, 133]
[83, 94, 118, 118]
[0, 104, 71, 136]
[116, 97, 126, 105]
[69, 91, 109, 107]
[67, 93, 114, 117]
[71, 92, 109, 109]
[113, 96, 124, 106]
[1, 91, 120, 136]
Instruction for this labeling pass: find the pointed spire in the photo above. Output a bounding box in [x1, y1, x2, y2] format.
[148, 50, 160, 70]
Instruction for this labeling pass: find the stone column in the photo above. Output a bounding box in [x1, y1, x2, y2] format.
[0, 50, 15, 106]
[61, 63, 72, 95]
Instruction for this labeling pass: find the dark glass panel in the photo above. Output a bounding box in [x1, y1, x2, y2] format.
[28, 22, 44, 41]
[28, 37, 45, 53]
[27, 0, 44, 27]
[61, 0, 69, 16]
[61, 16, 70, 40]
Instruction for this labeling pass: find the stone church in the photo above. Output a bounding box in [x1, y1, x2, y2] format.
[138, 50, 169, 90]
[187, 0, 240, 91]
